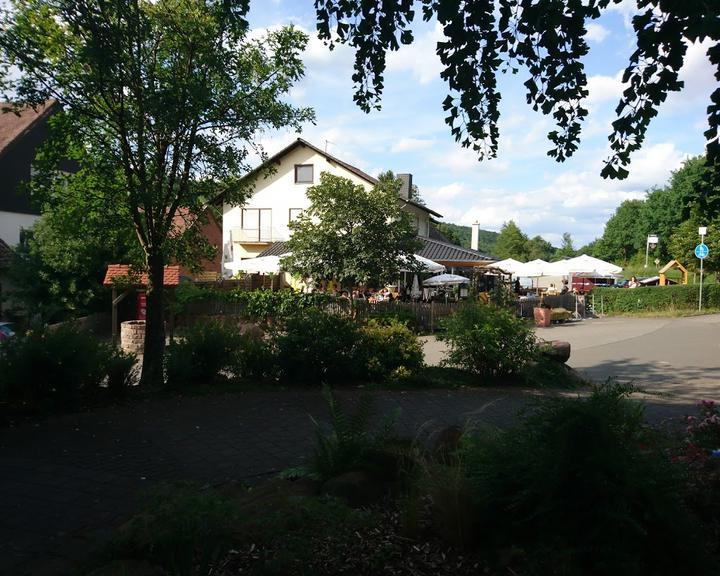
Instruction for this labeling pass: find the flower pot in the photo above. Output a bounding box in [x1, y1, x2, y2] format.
[533, 307, 552, 328]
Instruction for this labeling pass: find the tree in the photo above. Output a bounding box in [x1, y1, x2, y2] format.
[315, 0, 719, 179]
[669, 217, 720, 274]
[0, 0, 313, 385]
[595, 199, 646, 262]
[283, 172, 421, 287]
[555, 232, 576, 259]
[494, 220, 529, 260]
[526, 235, 555, 260]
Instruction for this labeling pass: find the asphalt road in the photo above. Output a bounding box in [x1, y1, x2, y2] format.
[423, 313, 720, 404]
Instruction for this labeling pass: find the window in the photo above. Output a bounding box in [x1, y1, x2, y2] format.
[289, 208, 303, 223]
[294, 164, 313, 183]
[240, 208, 272, 242]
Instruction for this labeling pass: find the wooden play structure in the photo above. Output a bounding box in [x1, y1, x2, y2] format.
[659, 260, 688, 285]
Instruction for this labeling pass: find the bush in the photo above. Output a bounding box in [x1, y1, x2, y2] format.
[439, 302, 537, 380]
[165, 320, 242, 388]
[104, 484, 238, 576]
[357, 319, 424, 382]
[223, 289, 335, 322]
[274, 309, 360, 384]
[456, 383, 705, 574]
[230, 332, 277, 382]
[104, 347, 137, 397]
[594, 284, 720, 314]
[0, 324, 127, 410]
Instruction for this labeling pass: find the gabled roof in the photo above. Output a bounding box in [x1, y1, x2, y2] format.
[0, 238, 12, 267]
[103, 264, 181, 287]
[417, 237, 494, 264]
[219, 138, 442, 217]
[0, 101, 59, 159]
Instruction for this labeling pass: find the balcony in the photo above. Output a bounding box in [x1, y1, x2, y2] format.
[231, 227, 286, 244]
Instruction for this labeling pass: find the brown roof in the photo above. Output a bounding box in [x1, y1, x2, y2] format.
[0, 238, 12, 267]
[214, 138, 442, 217]
[0, 101, 59, 158]
[103, 264, 181, 287]
[417, 237, 495, 264]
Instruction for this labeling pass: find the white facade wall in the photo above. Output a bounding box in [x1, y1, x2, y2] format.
[222, 144, 433, 275]
[0, 211, 39, 245]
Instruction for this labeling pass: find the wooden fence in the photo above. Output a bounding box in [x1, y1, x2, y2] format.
[180, 299, 460, 333]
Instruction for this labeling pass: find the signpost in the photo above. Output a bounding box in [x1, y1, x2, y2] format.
[696, 226, 708, 311]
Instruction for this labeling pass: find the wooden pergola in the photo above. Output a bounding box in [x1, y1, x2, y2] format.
[659, 260, 688, 285]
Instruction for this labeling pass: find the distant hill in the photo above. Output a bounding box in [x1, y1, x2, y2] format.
[434, 222, 498, 254]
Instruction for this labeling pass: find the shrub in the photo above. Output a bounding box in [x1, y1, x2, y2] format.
[274, 309, 360, 384]
[0, 324, 112, 410]
[230, 332, 277, 382]
[223, 289, 334, 322]
[104, 346, 137, 397]
[594, 284, 720, 314]
[456, 382, 704, 574]
[165, 320, 241, 388]
[357, 319, 424, 382]
[105, 484, 238, 576]
[439, 301, 537, 380]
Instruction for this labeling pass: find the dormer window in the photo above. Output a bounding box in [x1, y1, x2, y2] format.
[294, 164, 313, 184]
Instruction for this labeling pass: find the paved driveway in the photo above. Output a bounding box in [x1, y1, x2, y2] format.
[2, 314, 719, 575]
[423, 313, 720, 402]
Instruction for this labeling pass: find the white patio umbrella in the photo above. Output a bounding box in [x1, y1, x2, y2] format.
[399, 254, 445, 273]
[410, 274, 422, 299]
[224, 255, 285, 275]
[494, 258, 524, 274]
[422, 273, 470, 287]
[514, 259, 549, 278]
[545, 254, 622, 277]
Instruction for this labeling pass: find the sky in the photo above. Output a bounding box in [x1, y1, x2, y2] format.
[247, 1, 716, 248]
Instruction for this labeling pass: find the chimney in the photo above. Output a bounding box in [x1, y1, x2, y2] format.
[471, 222, 480, 251]
[398, 173, 413, 200]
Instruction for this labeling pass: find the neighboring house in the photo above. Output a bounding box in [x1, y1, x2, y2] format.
[0, 101, 63, 246]
[222, 138, 493, 276]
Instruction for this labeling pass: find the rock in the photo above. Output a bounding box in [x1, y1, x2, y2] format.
[541, 340, 571, 363]
[322, 470, 385, 507]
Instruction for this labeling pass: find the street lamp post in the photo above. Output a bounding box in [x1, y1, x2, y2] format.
[645, 234, 658, 268]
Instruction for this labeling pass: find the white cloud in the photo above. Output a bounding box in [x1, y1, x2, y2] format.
[391, 137, 435, 153]
[431, 146, 510, 174]
[586, 71, 624, 110]
[586, 23, 610, 43]
[386, 22, 444, 85]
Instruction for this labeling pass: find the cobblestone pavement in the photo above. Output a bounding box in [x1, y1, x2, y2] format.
[2, 318, 716, 576]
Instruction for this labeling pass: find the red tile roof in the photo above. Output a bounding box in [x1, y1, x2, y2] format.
[0, 101, 59, 157]
[103, 264, 181, 287]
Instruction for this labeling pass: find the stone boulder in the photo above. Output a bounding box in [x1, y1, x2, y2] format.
[540, 340, 571, 363]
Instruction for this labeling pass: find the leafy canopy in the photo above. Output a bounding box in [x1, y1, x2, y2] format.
[0, 0, 313, 385]
[315, 0, 720, 179]
[283, 172, 421, 287]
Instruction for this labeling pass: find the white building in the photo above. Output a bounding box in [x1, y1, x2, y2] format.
[221, 138, 446, 276]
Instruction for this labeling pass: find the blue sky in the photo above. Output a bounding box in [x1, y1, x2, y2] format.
[247, 1, 716, 248]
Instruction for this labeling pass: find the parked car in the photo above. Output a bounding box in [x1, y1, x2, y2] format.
[0, 322, 15, 343]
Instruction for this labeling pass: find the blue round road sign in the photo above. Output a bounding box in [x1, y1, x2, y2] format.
[695, 243, 709, 259]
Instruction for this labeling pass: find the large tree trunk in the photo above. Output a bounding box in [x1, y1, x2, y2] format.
[140, 251, 166, 387]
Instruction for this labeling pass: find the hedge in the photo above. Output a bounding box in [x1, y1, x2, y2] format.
[593, 284, 720, 314]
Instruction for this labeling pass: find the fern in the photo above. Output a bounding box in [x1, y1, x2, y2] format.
[309, 384, 397, 480]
